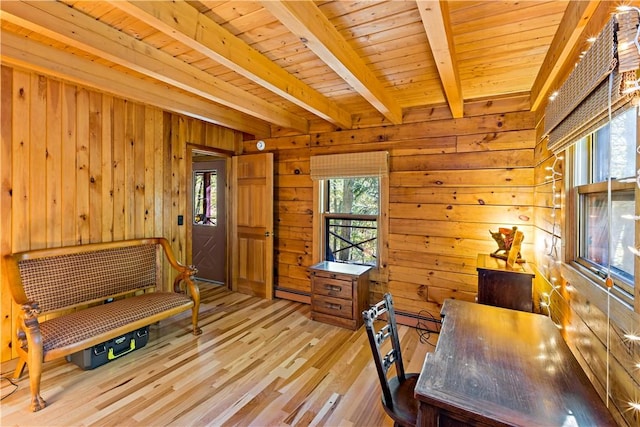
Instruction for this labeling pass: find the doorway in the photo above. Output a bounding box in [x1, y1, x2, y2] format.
[191, 156, 227, 284]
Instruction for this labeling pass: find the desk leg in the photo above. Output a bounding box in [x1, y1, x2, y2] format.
[416, 401, 439, 427]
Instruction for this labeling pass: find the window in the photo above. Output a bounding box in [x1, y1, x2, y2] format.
[310, 151, 388, 271]
[322, 177, 379, 266]
[570, 107, 637, 304]
[193, 170, 218, 226]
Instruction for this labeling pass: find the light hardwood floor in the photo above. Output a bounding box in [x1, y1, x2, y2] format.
[1, 284, 437, 426]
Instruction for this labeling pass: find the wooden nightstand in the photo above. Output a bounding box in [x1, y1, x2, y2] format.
[476, 253, 535, 312]
[309, 261, 371, 330]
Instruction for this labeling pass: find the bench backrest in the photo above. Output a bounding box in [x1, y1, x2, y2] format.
[13, 243, 159, 313]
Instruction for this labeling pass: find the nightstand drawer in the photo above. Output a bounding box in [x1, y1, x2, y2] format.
[312, 295, 353, 319]
[312, 277, 353, 299]
[308, 261, 371, 330]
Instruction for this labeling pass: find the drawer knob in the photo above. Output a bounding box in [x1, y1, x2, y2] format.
[325, 284, 342, 292]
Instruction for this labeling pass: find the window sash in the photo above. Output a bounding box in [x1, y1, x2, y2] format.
[324, 214, 378, 266]
[320, 176, 380, 267]
[573, 164, 636, 304]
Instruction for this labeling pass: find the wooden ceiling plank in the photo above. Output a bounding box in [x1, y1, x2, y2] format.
[530, 0, 601, 111]
[110, 0, 353, 129]
[0, 30, 271, 137]
[0, 0, 308, 133]
[417, 0, 463, 118]
[260, 0, 403, 125]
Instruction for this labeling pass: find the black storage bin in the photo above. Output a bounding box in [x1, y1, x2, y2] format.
[66, 326, 149, 370]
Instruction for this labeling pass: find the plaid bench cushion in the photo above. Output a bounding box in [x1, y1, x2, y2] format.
[39, 292, 193, 352]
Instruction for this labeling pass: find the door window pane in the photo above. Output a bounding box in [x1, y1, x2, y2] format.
[193, 170, 217, 226]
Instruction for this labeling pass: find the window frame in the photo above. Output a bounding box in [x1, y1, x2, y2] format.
[313, 175, 389, 281]
[574, 180, 635, 298]
[321, 177, 380, 266]
[564, 108, 639, 310]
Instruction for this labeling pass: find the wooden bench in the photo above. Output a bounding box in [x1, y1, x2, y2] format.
[4, 237, 202, 412]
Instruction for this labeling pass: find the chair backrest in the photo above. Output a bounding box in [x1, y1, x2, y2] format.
[362, 293, 406, 408]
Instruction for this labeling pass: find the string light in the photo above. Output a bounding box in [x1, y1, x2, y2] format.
[546, 154, 563, 259]
[546, 8, 640, 419]
[624, 333, 640, 342]
[538, 152, 564, 326]
[614, 7, 640, 411]
[612, 9, 640, 416]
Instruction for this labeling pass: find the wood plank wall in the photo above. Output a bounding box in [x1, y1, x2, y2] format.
[533, 126, 638, 427]
[0, 66, 241, 362]
[1, 63, 635, 425]
[251, 94, 636, 425]
[245, 96, 536, 320]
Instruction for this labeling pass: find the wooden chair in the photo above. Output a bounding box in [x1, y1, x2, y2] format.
[362, 293, 419, 427]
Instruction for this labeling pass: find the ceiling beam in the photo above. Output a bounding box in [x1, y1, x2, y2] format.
[530, 1, 601, 112]
[417, 0, 463, 118]
[261, 0, 403, 125]
[0, 0, 308, 133]
[0, 30, 271, 137]
[109, 0, 353, 129]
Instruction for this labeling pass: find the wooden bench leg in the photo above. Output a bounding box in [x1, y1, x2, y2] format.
[13, 356, 47, 411]
[190, 286, 202, 336]
[192, 307, 202, 336]
[27, 359, 47, 412]
[12, 359, 26, 379]
[20, 309, 47, 412]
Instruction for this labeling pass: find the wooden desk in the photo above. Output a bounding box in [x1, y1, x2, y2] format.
[415, 299, 616, 427]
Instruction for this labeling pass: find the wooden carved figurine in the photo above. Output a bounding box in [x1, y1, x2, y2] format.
[489, 226, 525, 263]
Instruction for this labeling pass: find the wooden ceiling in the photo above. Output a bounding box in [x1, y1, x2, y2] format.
[0, 1, 612, 137]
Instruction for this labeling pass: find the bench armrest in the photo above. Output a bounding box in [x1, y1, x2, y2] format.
[15, 301, 43, 356]
[157, 239, 201, 336]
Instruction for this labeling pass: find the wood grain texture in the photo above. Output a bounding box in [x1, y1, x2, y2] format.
[266, 103, 536, 315]
[0, 68, 242, 362]
[1, 66, 14, 359]
[0, 284, 436, 426]
[415, 300, 616, 426]
[532, 112, 638, 427]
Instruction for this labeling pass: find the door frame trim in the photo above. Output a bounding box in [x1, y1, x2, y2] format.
[186, 143, 233, 288]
